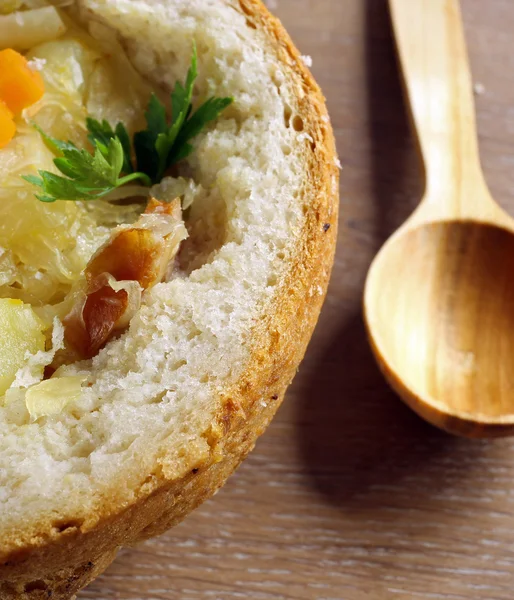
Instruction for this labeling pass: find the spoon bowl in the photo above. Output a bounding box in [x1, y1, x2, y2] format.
[365, 220, 514, 436]
[364, 0, 514, 436]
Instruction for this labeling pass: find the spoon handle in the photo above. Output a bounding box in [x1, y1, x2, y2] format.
[390, 0, 493, 221]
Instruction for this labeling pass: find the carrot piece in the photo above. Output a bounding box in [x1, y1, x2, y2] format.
[0, 48, 44, 115]
[0, 100, 15, 149]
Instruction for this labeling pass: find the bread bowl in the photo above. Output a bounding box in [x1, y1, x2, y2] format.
[0, 0, 338, 597]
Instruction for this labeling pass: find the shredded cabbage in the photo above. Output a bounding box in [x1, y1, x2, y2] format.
[0, 28, 151, 307]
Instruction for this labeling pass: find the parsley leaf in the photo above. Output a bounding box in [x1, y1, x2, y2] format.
[86, 118, 134, 174]
[169, 96, 234, 164]
[23, 131, 151, 203]
[114, 123, 133, 173]
[133, 94, 168, 182]
[23, 42, 233, 202]
[86, 117, 115, 148]
[134, 43, 234, 183]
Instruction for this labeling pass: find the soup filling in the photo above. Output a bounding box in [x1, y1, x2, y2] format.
[0, 2, 232, 413]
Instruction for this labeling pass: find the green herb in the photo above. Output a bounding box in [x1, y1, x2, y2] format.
[24, 43, 233, 203]
[134, 43, 233, 183]
[86, 118, 134, 174]
[22, 127, 150, 203]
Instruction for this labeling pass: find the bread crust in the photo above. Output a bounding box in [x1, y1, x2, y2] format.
[0, 1, 338, 597]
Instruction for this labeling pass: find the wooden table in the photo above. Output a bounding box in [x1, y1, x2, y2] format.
[82, 1, 514, 598]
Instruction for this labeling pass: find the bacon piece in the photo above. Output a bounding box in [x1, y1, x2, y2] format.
[59, 198, 187, 361]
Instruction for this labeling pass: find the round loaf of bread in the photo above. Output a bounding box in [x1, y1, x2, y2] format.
[0, 0, 338, 597]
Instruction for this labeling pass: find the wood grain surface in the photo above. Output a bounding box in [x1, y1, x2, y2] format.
[82, 1, 514, 598]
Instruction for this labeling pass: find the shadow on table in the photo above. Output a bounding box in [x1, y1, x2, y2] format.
[365, 0, 423, 243]
[296, 0, 486, 514]
[297, 311, 469, 509]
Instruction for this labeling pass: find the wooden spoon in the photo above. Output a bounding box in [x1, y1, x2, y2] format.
[364, 0, 514, 438]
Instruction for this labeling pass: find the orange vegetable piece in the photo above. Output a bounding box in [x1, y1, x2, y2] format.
[0, 100, 15, 149]
[0, 49, 44, 115]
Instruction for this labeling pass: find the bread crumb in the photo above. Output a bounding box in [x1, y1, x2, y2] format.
[474, 82, 485, 95]
[334, 157, 342, 169]
[300, 55, 312, 67]
[321, 115, 330, 123]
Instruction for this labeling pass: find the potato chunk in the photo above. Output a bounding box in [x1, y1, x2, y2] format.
[0, 298, 46, 394]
